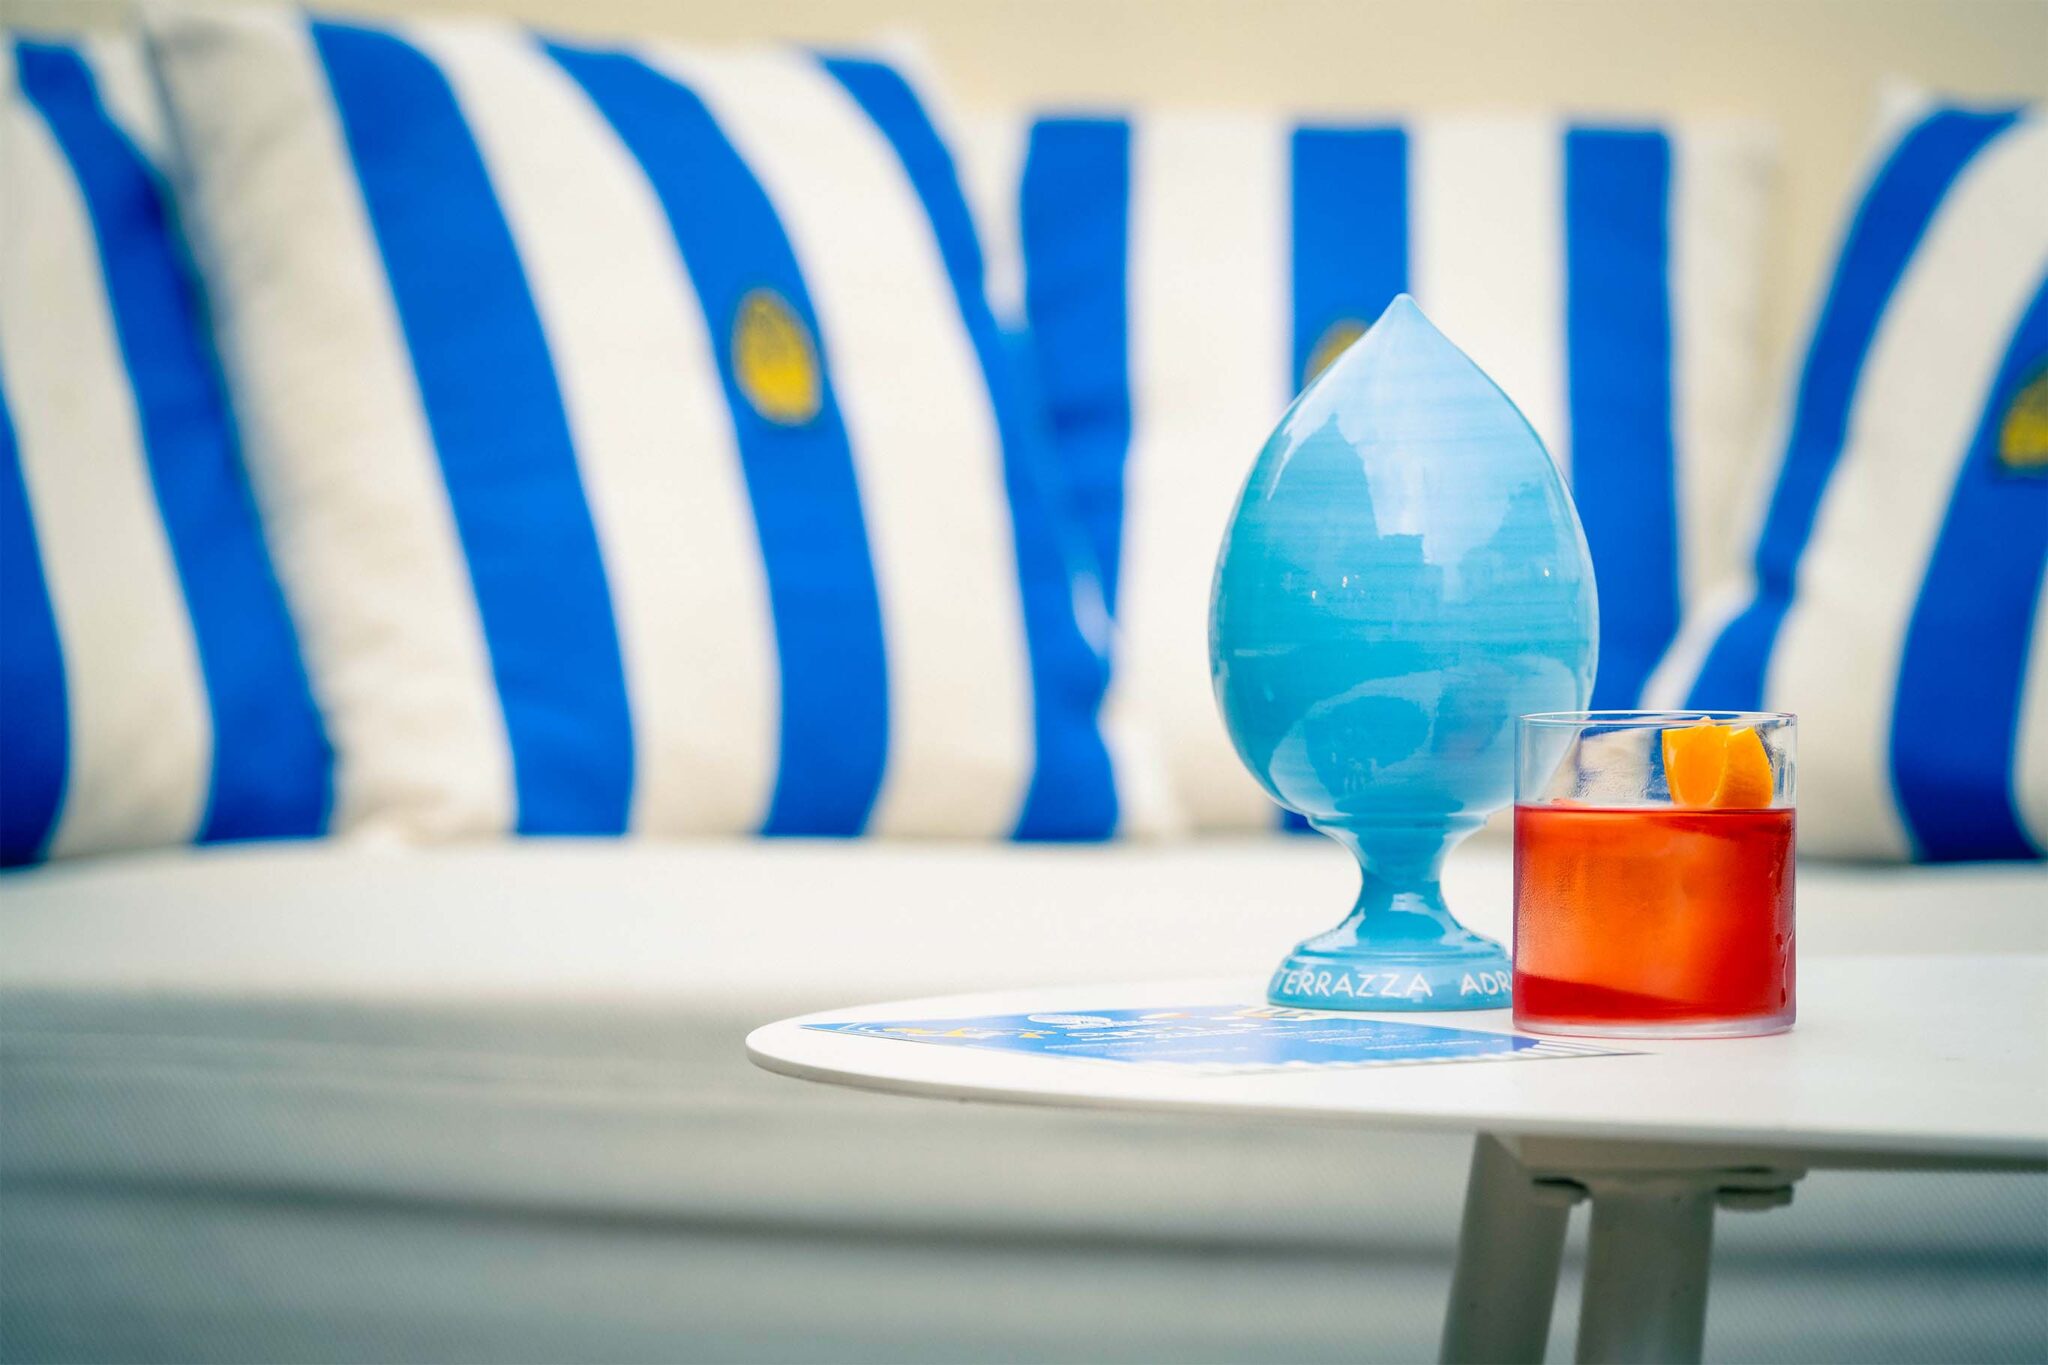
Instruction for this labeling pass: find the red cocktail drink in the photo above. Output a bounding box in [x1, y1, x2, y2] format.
[1513, 804, 1795, 1036]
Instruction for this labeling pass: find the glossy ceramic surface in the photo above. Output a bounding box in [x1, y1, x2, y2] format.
[1211, 296, 1597, 1011]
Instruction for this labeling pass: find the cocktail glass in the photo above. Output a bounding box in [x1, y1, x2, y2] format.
[1513, 711, 1796, 1038]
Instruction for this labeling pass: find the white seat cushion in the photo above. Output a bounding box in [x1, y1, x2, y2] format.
[3, 840, 2040, 1005]
[5, 843, 2041, 1363]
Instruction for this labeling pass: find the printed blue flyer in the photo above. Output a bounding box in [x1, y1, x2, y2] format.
[804, 1005, 1627, 1074]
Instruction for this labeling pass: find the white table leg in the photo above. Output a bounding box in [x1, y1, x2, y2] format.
[1447, 1136, 1807, 1365]
[1572, 1175, 1717, 1364]
[1440, 1134, 1578, 1365]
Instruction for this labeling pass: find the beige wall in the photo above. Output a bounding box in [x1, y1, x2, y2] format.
[15, 0, 2047, 380]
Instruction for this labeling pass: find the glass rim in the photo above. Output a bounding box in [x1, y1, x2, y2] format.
[1518, 709, 1795, 729]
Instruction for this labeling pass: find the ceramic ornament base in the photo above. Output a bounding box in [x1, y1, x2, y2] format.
[1267, 938, 1514, 1012]
[1264, 838, 1514, 1011]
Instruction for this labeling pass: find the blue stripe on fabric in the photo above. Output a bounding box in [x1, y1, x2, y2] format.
[823, 56, 1118, 841]
[1684, 108, 2021, 711]
[1020, 118, 1133, 613]
[18, 41, 333, 844]
[314, 22, 633, 836]
[546, 41, 888, 837]
[1289, 125, 1407, 389]
[1890, 282, 2048, 862]
[0, 384, 68, 867]
[1565, 126, 1679, 711]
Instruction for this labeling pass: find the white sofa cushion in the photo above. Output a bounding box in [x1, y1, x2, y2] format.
[4, 842, 2041, 1363]
[4, 840, 2039, 1005]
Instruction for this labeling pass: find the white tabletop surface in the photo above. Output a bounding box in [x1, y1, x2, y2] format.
[749, 955, 2048, 1167]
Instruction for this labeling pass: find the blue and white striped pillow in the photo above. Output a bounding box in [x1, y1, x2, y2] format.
[147, 9, 1150, 842]
[1650, 100, 2047, 862]
[0, 34, 330, 868]
[969, 111, 1772, 829]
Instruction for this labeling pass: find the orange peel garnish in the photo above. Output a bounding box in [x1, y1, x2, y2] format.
[1661, 719, 1774, 809]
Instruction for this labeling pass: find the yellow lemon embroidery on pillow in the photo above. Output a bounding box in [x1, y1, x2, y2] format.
[733, 288, 822, 426]
[1998, 363, 2048, 471]
[1303, 318, 1368, 387]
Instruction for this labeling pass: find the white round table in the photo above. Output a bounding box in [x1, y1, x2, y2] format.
[749, 954, 2048, 1365]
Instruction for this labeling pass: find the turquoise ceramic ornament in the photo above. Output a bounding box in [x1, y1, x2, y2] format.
[1211, 296, 1597, 1011]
